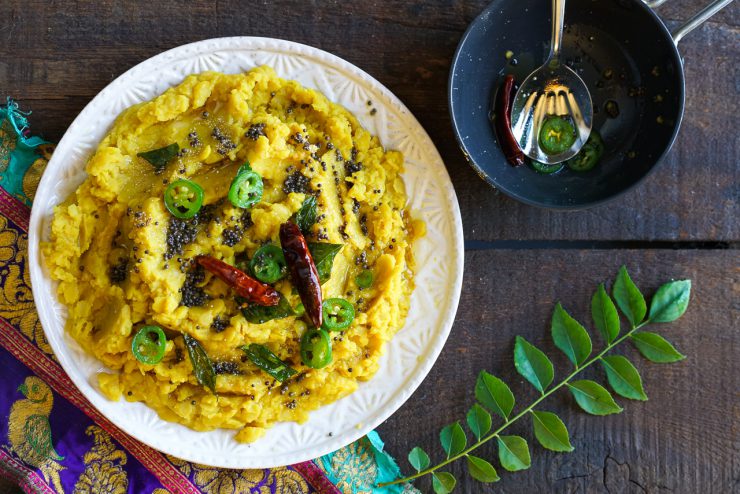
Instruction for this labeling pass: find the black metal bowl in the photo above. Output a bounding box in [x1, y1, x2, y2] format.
[449, 0, 727, 209]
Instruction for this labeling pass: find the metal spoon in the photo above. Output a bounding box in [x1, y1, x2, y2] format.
[510, 0, 593, 164]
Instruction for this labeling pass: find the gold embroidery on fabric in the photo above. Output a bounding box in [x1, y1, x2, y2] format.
[22, 143, 52, 202]
[167, 455, 309, 494]
[6, 376, 65, 492]
[73, 425, 129, 494]
[0, 215, 53, 355]
[331, 439, 378, 494]
[0, 118, 16, 174]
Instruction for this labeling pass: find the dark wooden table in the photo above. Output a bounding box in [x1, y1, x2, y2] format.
[2, 1, 738, 492]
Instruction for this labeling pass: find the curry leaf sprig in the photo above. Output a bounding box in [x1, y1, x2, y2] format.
[379, 267, 691, 492]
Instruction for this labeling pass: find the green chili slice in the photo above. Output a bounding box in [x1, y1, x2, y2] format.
[228, 163, 263, 208]
[539, 116, 577, 155]
[164, 179, 204, 219]
[300, 329, 332, 369]
[249, 244, 287, 284]
[241, 343, 297, 382]
[566, 130, 604, 172]
[355, 269, 374, 289]
[321, 298, 355, 331]
[529, 160, 564, 174]
[131, 326, 167, 365]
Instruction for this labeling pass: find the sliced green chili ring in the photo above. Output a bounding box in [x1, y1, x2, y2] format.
[566, 148, 600, 171]
[241, 343, 297, 382]
[294, 303, 305, 317]
[539, 116, 577, 155]
[300, 329, 332, 369]
[164, 179, 204, 219]
[131, 326, 167, 365]
[355, 269, 374, 289]
[566, 130, 604, 172]
[529, 160, 565, 174]
[321, 298, 355, 331]
[228, 166, 263, 208]
[249, 244, 287, 283]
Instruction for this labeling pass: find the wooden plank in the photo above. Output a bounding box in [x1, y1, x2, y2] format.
[1, 1, 737, 241]
[377, 249, 738, 492]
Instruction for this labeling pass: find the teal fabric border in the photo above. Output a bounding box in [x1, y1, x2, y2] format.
[318, 431, 419, 493]
[0, 98, 48, 205]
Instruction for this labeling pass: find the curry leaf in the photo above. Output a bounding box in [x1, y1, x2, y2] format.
[440, 422, 467, 459]
[497, 435, 531, 471]
[293, 195, 318, 234]
[240, 344, 297, 382]
[600, 355, 647, 400]
[513, 336, 554, 394]
[592, 283, 620, 343]
[408, 446, 430, 472]
[552, 303, 592, 367]
[307, 242, 343, 283]
[386, 268, 693, 490]
[466, 455, 500, 483]
[649, 280, 691, 323]
[183, 334, 216, 394]
[432, 472, 456, 494]
[466, 403, 492, 441]
[475, 371, 515, 420]
[240, 293, 296, 324]
[530, 410, 574, 452]
[137, 143, 179, 172]
[613, 266, 646, 327]
[569, 380, 623, 415]
[630, 332, 686, 363]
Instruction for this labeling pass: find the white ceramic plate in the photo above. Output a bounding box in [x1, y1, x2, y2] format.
[28, 37, 464, 468]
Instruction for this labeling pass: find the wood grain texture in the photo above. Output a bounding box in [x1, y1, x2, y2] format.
[378, 250, 739, 493]
[0, 1, 737, 492]
[0, 0, 737, 241]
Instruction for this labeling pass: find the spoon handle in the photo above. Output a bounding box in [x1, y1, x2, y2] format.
[549, 0, 566, 64]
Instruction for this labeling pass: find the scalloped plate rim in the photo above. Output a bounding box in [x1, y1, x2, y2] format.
[27, 36, 464, 468]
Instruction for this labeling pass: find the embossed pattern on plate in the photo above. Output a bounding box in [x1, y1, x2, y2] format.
[27, 37, 464, 468]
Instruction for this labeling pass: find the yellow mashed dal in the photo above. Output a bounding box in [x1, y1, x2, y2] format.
[43, 66, 422, 442]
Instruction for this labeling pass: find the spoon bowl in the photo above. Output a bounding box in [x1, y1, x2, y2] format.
[511, 62, 593, 164]
[510, 0, 593, 164]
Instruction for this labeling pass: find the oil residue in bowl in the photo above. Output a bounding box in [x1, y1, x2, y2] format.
[489, 22, 646, 175]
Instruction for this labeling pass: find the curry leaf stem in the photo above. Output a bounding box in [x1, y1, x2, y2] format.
[379, 320, 649, 487]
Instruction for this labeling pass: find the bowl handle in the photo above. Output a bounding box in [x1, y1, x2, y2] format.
[645, 0, 735, 45]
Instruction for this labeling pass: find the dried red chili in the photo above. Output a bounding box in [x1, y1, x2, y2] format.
[495, 74, 525, 166]
[196, 256, 280, 306]
[279, 221, 323, 328]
